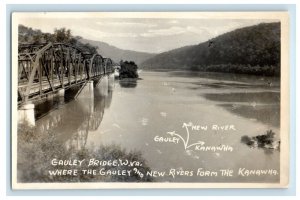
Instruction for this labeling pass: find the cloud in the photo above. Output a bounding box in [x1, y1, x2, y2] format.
[95, 21, 156, 28]
[169, 20, 179, 24]
[186, 26, 208, 35]
[140, 26, 188, 37]
[74, 27, 139, 39]
[140, 26, 214, 38]
[18, 17, 279, 53]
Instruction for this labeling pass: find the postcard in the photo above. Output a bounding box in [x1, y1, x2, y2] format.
[12, 12, 289, 189]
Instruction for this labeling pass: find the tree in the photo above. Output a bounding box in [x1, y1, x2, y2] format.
[44, 33, 56, 43]
[18, 25, 100, 56]
[32, 34, 43, 44]
[54, 28, 72, 43]
[119, 61, 138, 79]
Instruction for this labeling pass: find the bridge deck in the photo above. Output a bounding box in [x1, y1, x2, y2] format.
[18, 74, 112, 103]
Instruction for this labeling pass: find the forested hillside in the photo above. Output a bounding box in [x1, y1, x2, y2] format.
[141, 22, 280, 76]
[18, 25, 98, 54]
[18, 25, 155, 64]
[79, 38, 156, 65]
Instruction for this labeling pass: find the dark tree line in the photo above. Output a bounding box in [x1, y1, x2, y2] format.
[18, 24, 98, 54]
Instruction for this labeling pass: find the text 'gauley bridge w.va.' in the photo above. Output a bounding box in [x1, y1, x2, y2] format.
[18, 42, 116, 126]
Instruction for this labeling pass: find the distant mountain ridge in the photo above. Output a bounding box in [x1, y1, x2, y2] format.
[18, 24, 156, 65]
[79, 38, 156, 65]
[141, 22, 280, 76]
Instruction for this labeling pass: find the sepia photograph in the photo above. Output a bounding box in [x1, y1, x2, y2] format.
[11, 12, 289, 189]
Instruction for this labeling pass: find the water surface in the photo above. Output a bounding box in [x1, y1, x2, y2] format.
[18, 71, 280, 183]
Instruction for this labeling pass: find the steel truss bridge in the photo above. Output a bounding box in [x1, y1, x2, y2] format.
[18, 42, 114, 104]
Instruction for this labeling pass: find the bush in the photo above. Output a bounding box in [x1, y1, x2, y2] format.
[241, 130, 279, 150]
[17, 124, 154, 183]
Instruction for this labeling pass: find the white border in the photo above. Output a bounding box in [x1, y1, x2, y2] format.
[11, 11, 290, 190]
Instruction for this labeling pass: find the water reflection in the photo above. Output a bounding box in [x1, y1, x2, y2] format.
[17, 71, 281, 183]
[35, 77, 113, 151]
[34, 88, 77, 119]
[203, 92, 280, 103]
[203, 92, 280, 127]
[221, 104, 280, 127]
[18, 76, 153, 183]
[169, 71, 280, 87]
[119, 79, 138, 88]
[189, 82, 273, 90]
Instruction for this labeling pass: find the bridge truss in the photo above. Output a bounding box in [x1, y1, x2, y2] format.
[18, 42, 114, 104]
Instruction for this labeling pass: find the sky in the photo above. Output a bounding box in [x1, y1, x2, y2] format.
[17, 15, 278, 54]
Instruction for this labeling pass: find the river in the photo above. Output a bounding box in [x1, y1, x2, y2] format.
[17, 71, 280, 183]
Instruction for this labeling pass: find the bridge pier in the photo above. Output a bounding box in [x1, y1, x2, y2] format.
[58, 88, 65, 96]
[18, 103, 35, 127]
[57, 89, 65, 108]
[76, 80, 94, 99]
[96, 76, 108, 97]
[108, 74, 115, 91]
